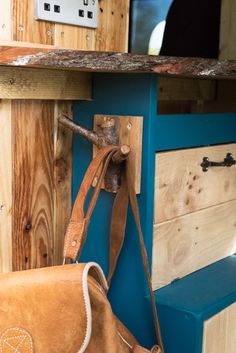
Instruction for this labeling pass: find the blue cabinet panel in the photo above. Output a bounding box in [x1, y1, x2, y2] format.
[73, 73, 236, 349]
[155, 255, 236, 353]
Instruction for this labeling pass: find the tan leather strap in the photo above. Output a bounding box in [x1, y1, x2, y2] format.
[63, 145, 119, 261]
[108, 164, 164, 352]
[70, 145, 119, 221]
[107, 172, 129, 285]
[126, 165, 164, 352]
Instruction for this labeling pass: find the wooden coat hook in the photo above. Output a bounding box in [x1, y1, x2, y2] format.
[58, 113, 130, 192]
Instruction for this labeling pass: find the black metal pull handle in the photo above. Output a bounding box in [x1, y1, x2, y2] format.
[201, 153, 236, 172]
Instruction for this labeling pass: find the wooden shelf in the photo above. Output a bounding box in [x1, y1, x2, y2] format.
[0, 45, 236, 80]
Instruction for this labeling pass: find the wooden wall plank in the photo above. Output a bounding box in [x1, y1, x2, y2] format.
[0, 40, 55, 48]
[12, 0, 130, 51]
[12, 100, 54, 271]
[8, 0, 130, 272]
[0, 0, 12, 40]
[219, 0, 236, 60]
[155, 144, 236, 223]
[203, 302, 236, 353]
[95, 0, 129, 52]
[13, 0, 54, 45]
[158, 99, 236, 115]
[152, 200, 236, 290]
[54, 0, 130, 52]
[0, 101, 12, 273]
[10, 0, 57, 271]
[157, 77, 218, 115]
[158, 78, 216, 101]
[0, 1, 12, 273]
[53, 102, 72, 265]
[0, 66, 92, 100]
[54, 25, 95, 50]
[217, 80, 236, 100]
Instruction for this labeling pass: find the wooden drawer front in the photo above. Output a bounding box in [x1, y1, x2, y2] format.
[203, 303, 236, 353]
[154, 143, 236, 223]
[152, 143, 236, 290]
[152, 200, 236, 289]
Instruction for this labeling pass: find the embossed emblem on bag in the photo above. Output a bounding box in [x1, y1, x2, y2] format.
[0, 328, 34, 352]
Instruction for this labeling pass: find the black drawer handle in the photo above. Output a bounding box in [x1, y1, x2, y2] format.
[201, 153, 236, 172]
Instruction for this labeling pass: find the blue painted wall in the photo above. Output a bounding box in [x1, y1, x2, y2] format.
[73, 73, 236, 349]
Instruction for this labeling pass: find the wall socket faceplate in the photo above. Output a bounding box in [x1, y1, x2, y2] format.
[35, 0, 98, 29]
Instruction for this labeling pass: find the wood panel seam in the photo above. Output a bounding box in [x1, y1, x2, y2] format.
[154, 197, 236, 226]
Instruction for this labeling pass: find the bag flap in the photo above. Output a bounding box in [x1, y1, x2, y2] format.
[0, 263, 108, 353]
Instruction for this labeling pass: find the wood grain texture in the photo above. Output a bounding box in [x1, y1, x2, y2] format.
[11, 0, 129, 51]
[13, 0, 54, 45]
[0, 0, 12, 40]
[220, 0, 236, 60]
[0, 66, 92, 100]
[0, 1, 12, 273]
[12, 100, 54, 271]
[157, 78, 236, 115]
[0, 100, 12, 273]
[158, 77, 216, 101]
[158, 100, 236, 115]
[155, 144, 236, 223]
[152, 200, 236, 290]
[203, 303, 236, 353]
[217, 80, 236, 100]
[0, 40, 55, 48]
[0, 46, 236, 79]
[54, 0, 129, 52]
[1, 0, 129, 273]
[93, 115, 143, 194]
[53, 102, 73, 265]
[94, 0, 129, 52]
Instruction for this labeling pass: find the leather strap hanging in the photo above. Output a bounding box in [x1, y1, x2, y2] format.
[108, 163, 164, 351]
[63, 146, 164, 352]
[64, 146, 119, 262]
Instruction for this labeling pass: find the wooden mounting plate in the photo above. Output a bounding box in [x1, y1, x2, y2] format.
[93, 115, 143, 194]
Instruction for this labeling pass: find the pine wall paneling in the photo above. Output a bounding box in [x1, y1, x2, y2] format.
[0, 100, 12, 273]
[0, 0, 130, 271]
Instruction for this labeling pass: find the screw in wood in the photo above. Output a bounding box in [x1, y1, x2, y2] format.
[127, 122, 132, 130]
[72, 240, 77, 247]
[25, 223, 32, 232]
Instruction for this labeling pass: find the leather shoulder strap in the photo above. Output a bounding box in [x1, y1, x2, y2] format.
[63, 145, 119, 262]
[126, 165, 164, 352]
[108, 163, 164, 352]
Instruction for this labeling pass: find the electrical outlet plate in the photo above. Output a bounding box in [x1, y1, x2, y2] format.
[35, 0, 98, 29]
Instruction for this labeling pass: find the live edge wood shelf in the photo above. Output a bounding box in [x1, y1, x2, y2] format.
[0, 45, 236, 79]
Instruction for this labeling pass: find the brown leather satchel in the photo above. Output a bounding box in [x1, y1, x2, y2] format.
[0, 146, 163, 353]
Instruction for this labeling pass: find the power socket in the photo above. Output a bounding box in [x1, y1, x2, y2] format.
[35, 0, 98, 28]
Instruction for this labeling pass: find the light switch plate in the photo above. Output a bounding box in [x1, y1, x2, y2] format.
[35, 0, 98, 28]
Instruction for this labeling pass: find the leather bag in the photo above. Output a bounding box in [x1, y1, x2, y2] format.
[0, 146, 163, 353]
